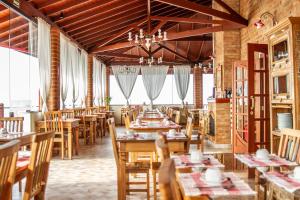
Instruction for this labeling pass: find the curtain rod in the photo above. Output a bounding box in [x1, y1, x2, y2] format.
[0, 0, 37, 25]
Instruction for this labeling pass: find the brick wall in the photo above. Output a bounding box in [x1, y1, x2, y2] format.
[193, 67, 203, 108]
[87, 55, 93, 108]
[105, 66, 110, 99]
[47, 27, 60, 111]
[240, 0, 300, 59]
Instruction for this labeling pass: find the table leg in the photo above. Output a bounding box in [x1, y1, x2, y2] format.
[75, 127, 79, 155]
[68, 128, 73, 160]
[119, 143, 127, 200]
[89, 122, 93, 144]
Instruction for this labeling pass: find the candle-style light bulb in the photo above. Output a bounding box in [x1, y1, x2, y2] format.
[158, 29, 162, 39]
[152, 35, 156, 43]
[163, 31, 167, 40]
[135, 34, 139, 44]
[128, 32, 132, 41]
[139, 29, 144, 39]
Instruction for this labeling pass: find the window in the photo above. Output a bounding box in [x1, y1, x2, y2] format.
[110, 74, 194, 105]
[202, 74, 214, 106]
[0, 4, 39, 115]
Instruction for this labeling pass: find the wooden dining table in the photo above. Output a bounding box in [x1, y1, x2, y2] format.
[116, 132, 188, 200]
[0, 132, 35, 146]
[136, 113, 167, 121]
[35, 119, 80, 159]
[79, 115, 97, 144]
[129, 120, 181, 132]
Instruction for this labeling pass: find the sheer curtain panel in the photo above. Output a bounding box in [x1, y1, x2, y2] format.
[80, 51, 88, 107]
[141, 65, 169, 108]
[59, 33, 70, 108]
[174, 65, 191, 104]
[70, 44, 80, 107]
[93, 57, 102, 106]
[38, 18, 51, 112]
[112, 65, 140, 105]
[101, 63, 106, 105]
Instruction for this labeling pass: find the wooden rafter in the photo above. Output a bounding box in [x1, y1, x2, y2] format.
[153, 0, 247, 26]
[37, 0, 62, 10]
[92, 18, 148, 49]
[97, 52, 140, 59]
[91, 42, 133, 53]
[151, 15, 227, 25]
[159, 43, 190, 62]
[150, 21, 167, 35]
[214, 0, 241, 17]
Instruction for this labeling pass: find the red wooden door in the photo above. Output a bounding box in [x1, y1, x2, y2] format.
[233, 43, 270, 155]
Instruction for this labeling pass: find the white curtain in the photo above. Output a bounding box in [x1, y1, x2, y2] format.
[141, 65, 169, 107]
[59, 33, 70, 108]
[38, 18, 51, 112]
[112, 65, 140, 105]
[70, 44, 80, 108]
[80, 50, 88, 107]
[174, 65, 191, 104]
[93, 57, 102, 106]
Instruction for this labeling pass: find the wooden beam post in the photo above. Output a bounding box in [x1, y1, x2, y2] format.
[87, 55, 93, 107]
[193, 67, 203, 108]
[105, 66, 110, 99]
[48, 26, 60, 111]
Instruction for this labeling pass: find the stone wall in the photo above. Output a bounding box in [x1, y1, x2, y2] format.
[240, 0, 300, 59]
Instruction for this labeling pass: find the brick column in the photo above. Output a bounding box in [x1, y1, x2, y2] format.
[193, 67, 203, 108]
[47, 27, 60, 111]
[0, 103, 3, 118]
[87, 55, 93, 107]
[105, 66, 110, 98]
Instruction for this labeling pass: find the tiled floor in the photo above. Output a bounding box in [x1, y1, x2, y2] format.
[12, 128, 256, 200]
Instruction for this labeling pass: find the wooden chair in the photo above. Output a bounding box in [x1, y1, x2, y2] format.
[185, 117, 194, 153]
[0, 117, 24, 132]
[123, 112, 131, 130]
[264, 129, 300, 200]
[107, 118, 150, 200]
[44, 111, 66, 159]
[74, 108, 90, 144]
[61, 109, 75, 119]
[174, 110, 181, 124]
[155, 134, 170, 161]
[158, 158, 183, 200]
[0, 140, 19, 200]
[23, 132, 55, 200]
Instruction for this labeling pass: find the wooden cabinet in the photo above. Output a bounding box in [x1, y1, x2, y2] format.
[265, 17, 300, 153]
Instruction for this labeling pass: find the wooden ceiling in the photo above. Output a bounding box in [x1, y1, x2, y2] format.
[0, 0, 248, 65]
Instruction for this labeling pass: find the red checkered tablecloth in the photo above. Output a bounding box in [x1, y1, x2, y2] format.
[234, 154, 297, 168]
[172, 154, 224, 169]
[264, 171, 300, 193]
[178, 172, 256, 198]
[129, 121, 180, 129]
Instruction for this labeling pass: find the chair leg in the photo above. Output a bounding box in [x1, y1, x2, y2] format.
[61, 138, 64, 160]
[18, 180, 22, 192]
[153, 171, 157, 200]
[146, 171, 150, 200]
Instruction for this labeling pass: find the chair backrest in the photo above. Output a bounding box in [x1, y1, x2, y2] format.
[174, 111, 181, 124]
[186, 117, 194, 152]
[0, 117, 24, 132]
[0, 140, 20, 200]
[159, 158, 183, 200]
[155, 133, 170, 161]
[107, 118, 119, 167]
[23, 132, 54, 200]
[44, 111, 63, 133]
[73, 108, 86, 118]
[277, 129, 300, 162]
[132, 109, 139, 121]
[123, 112, 131, 129]
[61, 109, 74, 119]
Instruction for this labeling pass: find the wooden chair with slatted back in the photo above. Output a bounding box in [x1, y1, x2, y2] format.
[123, 112, 131, 130]
[0, 117, 24, 132]
[61, 109, 74, 119]
[23, 132, 54, 200]
[107, 118, 150, 200]
[159, 158, 183, 200]
[44, 111, 66, 159]
[185, 117, 194, 153]
[0, 140, 19, 200]
[174, 111, 181, 124]
[74, 108, 90, 144]
[132, 109, 138, 121]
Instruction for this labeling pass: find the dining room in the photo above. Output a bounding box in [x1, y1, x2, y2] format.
[1, 0, 300, 200]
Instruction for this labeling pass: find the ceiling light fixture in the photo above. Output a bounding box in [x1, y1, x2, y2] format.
[128, 29, 167, 50]
[254, 12, 277, 29]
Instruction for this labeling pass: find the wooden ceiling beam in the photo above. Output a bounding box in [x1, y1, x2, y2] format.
[93, 18, 148, 49]
[56, 0, 136, 26]
[153, 0, 248, 26]
[97, 52, 140, 59]
[151, 15, 227, 25]
[45, 0, 100, 17]
[91, 42, 133, 53]
[150, 20, 167, 35]
[69, 6, 146, 37]
[214, 0, 241, 17]
[159, 43, 190, 62]
[37, 0, 62, 10]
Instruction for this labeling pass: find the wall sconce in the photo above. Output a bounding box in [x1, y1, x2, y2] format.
[254, 12, 278, 29]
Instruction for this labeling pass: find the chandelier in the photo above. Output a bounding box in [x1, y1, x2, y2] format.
[118, 67, 138, 74]
[139, 56, 163, 66]
[128, 29, 167, 50]
[197, 63, 212, 73]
